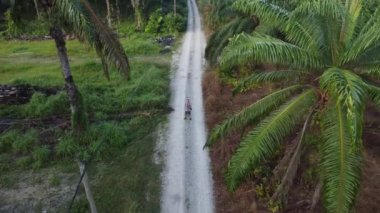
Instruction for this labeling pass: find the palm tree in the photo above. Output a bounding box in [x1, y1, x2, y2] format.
[9, 0, 130, 211]
[206, 0, 380, 212]
[105, 0, 112, 27]
[131, 0, 143, 30]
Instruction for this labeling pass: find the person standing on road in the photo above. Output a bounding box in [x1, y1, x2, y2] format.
[184, 98, 192, 120]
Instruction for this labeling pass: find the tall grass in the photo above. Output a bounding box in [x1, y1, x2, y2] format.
[0, 28, 170, 210]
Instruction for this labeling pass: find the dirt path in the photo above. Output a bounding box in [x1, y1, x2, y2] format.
[160, 0, 214, 212]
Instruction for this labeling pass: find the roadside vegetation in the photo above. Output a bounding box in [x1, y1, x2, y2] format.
[203, 0, 380, 212]
[0, 0, 187, 212]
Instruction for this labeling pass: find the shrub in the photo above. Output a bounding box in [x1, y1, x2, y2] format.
[12, 129, 38, 154]
[4, 10, 49, 37]
[56, 137, 79, 158]
[101, 123, 127, 147]
[0, 130, 18, 153]
[145, 10, 186, 34]
[163, 13, 186, 33]
[23, 92, 69, 118]
[32, 146, 50, 168]
[16, 156, 32, 168]
[145, 9, 164, 34]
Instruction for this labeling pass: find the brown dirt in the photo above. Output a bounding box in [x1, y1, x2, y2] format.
[203, 71, 380, 213]
[203, 71, 269, 212]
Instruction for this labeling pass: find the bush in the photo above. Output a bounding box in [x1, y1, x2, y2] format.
[145, 10, 185, 34]
[97, 122, 127, 147]
[32, 146, 50, 168]
[23, 92, 69, 118]
[4, 10, 49, 37]
[145, 9, 164, 34]
[0, 130, 18, 153]
[163, 13, 186, 33]
[56, 137, 79, 158]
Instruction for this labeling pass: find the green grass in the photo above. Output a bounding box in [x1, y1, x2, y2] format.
[0, 29, 171, 211]
[90, 115, 163, 212]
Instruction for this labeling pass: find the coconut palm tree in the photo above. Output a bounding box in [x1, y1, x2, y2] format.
[206, 0, 380, 212]
[9, 0, 130, 211]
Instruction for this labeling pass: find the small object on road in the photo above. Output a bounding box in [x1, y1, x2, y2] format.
[184, 97, 192, 120]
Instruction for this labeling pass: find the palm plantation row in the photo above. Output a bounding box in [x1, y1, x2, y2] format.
[205, 0, 380, 212]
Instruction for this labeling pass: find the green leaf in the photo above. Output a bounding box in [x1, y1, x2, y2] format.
[321, 101, 362, 213]
[233, 70, 308, 93]
[367, 84, 380, 108]
[226, 89, 317, 191]
[233, 0, 289, 27]
[206, 85, 306, 147]
[53, 0, 130, 79]
[342, 7, 380, 64]
[220, 33, 323, 71]
[320, 68, 366, 144]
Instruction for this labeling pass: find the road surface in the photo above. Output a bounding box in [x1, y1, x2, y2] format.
[160, 0, 215, 212]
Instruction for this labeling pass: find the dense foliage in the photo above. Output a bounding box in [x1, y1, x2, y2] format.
[206, 0, 380, 212]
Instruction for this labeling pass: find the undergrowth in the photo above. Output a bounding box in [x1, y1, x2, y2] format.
[0, 28, 171, 211]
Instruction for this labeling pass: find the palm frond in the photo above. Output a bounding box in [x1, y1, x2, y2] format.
[271, 106, 316, 202]
[284, 18, 325, 55]
[321, 101, 362, 213]
[342, 8, 380, 64]
[52, 0, 92, 44]
[320, 68, 366, 144]
[291, 0, 345, 21]
[233, 70, 308, 93]
[53, 0, 130, 79]
[233, 0, 289, 27]
[206, 85, 306, 147]
[220, 33, 323, 71]
[349, 44, 380, 70]
[205, 17, 257, 65]
[339, 0, 362, 45]
[208, 0, 237, 27]
[231, 0, 326, 58]
[80, 0, 130, 79]
[291, 1, 346, 65]
[367, 84, 380, 108]
[358, 64, 380, 78]
[226, 89, 317, 191]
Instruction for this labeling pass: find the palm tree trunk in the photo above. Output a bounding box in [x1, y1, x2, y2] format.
[115, 0, 120, 24]
[33, 0, 40, 18]
[50, 26, 87, 134]
[131, 0, 143, 31]
[78, 161, 98, 213]
[105, 0, 112, 27]
[50, 26, 96, 212]
[174, 0, 176, 16]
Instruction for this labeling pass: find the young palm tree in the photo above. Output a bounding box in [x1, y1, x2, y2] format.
[10, 0, 130, 211]
[206, 0, 380, 212]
